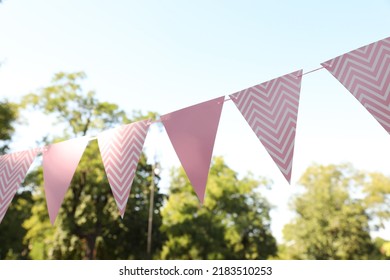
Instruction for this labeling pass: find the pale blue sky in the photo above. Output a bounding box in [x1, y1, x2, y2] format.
[1, 0, 390, 241]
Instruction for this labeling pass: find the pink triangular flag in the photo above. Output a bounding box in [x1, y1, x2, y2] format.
[43, 137, 89, 224]
[162, 96, 224, 203]
[97, 120, 150, 218]
[230, 70, 303, 183]
[322, 37, 390, 133]
[0, 149, 39, 223]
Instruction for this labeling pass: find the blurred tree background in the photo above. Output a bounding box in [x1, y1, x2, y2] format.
[1, 72, 166, 259]
[1, 72, 389, 259]
[0, 100, 17, 154]
[0, 99, 31, 259]
[280, 164, 390, 260]
[160, 157, 277, 259]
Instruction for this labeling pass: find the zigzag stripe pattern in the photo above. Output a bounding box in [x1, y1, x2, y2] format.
[0, 149, 38, 223]
[322, 37, 390, 133]
[98, 120, 150, 217]
[230, 70, 303, 183]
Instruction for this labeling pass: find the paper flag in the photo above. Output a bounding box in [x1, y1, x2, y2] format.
[162, 96, 224, 203]
[0, 149, 39, 223]
[97, 120, 150, 218]
[230, 70, 303, 183]
[322, 37, 390, 133]
[43, 137, 89, 224]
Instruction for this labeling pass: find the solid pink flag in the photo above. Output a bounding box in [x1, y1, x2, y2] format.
[98, 120, 150, 218]
[0, 149, 39, 223]
[162, 96, 224, 203]
[322, 37, 390, 134]
[43, 137, 89, 225]
[230, 70, 303, 183]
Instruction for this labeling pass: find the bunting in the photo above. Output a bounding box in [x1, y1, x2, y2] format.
[162, 96, 224, 202]
[0, 149, 39, 223]
[1, 37, 390, 224]
[230, 70, 303, 183]
[98, 120, 150, 218]
[322, 37, 390, 133]
[43, 137, 89, 224]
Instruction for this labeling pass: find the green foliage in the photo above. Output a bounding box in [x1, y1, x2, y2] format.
[370, 237, 390, 259]
[0, 100, 18, 154]
[362, 172, 390, 229]
[0, 100, 27, 259]
[0, 191, 32, 259]
[282, 164, 375, 260]
[21, 72, 165, 259]
[21, 72, 129, 138]
[160, 157, 277, 260]
[382, 242, 390, 257]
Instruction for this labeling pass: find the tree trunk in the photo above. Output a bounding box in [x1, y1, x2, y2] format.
[86, 236, 96, 260]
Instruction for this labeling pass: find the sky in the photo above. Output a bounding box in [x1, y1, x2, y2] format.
[1, 0, 390, 242]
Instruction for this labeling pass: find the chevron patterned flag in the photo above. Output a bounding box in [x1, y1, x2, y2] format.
[97, 120, 150, 218]
[322, 37, 390, 133]
[0, 149, 39, 223]
[43, 137, 89, 225]
[230, 70, 303, 183]
[162, 96, 224, 203]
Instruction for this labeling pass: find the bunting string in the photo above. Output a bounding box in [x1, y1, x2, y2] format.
[296, 66, 325, 77]
[0, 36, 389, 224]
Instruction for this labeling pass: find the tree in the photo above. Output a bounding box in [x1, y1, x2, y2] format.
[21, 72, 166, 259]
[160, 157, 277, 260]
[0, 190, 32, 259]
[371, 237, 390, 260]
[362, 172, 390, 230]
[0, 100, 31, 260]
[0, 100, 18, 154]
[382, 242, 390, 258]
[282, 164, 375, 260]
